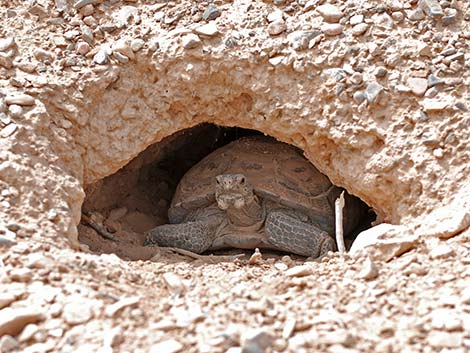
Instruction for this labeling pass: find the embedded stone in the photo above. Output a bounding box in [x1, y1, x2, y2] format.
[316, 4, 343, 23]
[419, 0, 444, 17]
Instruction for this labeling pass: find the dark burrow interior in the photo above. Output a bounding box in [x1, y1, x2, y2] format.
[79, 123, 376, 260]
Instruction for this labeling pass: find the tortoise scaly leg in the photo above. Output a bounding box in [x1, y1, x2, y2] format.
[144, 220, 219, 254]
[265, 211, 336, 258]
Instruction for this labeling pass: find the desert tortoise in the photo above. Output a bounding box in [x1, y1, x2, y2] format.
[145, 136, 361, 258]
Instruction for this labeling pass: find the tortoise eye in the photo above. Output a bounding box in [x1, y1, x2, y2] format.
[241, 177, 245, 184]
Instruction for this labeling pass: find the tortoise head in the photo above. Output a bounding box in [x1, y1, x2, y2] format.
[215, 174, 254, 210]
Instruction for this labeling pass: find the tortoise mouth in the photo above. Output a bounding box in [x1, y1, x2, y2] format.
[216, 193, 248, 210]
[79, 123, 375, 260]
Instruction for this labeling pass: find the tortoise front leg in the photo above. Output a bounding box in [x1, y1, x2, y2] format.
[265, 210, 336, 258]
[144, 220, 219, 254]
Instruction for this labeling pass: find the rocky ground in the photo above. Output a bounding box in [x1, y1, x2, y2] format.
[1, 0, 470, 352]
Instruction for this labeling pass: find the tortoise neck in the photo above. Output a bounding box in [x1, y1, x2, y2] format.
[225, 195, 264, 228]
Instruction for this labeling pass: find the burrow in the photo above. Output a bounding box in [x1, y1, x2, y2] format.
[78, 123, 376, 260]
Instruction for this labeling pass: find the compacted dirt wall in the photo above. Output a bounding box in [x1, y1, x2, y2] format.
[0, 0, 469, 251]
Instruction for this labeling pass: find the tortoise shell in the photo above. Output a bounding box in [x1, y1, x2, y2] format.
[168, 136, 341, 233]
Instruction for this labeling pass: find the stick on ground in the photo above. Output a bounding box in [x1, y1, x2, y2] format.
[81, 214, 117, 241]
[335, 191, 346, 254]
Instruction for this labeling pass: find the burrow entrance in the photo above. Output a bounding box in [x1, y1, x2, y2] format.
[78, 124, 375, 260]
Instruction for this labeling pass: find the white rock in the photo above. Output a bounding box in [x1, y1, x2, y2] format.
[8, 105, 22, 117]
[267, 20, 286, 36]
[430, 309, 463, 331]
[350, 224, 419, 261]
[5, 94, 35, 106]
[349, 14, 364, 25]
[0, 335, 18, 352]
[0, 293, 16, 310]
[181, 33, 201, 49]
[63, 301, 93, 325]
[268, 56, 285, 66]
[0, 37, 15, 52]
[428, 331, 463, 348]
[430, 244, 454, 259]
[248, 248, 263, 265]
[131, 38, 145, 52]
[149, 339, 183, 353]
[18, 323, 39, 342]
[0, 124, 16, 138]
[0, 308, 44, 336]
[112, 40, 135, 60]
[267, 10, 283, 23]
[242, 331, 275, 353]
[93, 49, 109, 65]
[351, 23, 369, 36]
[321, 23, 343, 36]
[285, 265, 313, 277]
[316, 4, 344, 23]
[162, 272, 185, 294]
[194, 23, 219, 37]
[407, 77, 428, 96]
[358, 257, 379, 280]
[416, 185, 470, 239]
[105, 296, 140, 318]
[76, 42, 91, 55]
[421, 98, 450, 112]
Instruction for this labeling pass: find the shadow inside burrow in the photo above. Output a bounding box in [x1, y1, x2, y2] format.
[78, 123, 376, 263]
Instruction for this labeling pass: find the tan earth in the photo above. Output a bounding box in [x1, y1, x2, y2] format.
[0, 0, 469, 352]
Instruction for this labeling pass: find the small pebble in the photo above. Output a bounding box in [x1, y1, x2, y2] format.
[5, 94, 35, 106]
[316, 4, 343, 23]
[267, 10, 283, 23]
[80, 4, 94, 17]
[242, 331, 274, 353]
[358, 257, 379, 280]
[285, 265, 313, 277]
[76, 42, 91, 55]
[202, 5, 220, 21]
[352, 23, 369, 36]
[162, 272, 185, 294]
[407, 77, 428, 96]
[406, 9, 425, 21]
[113, 51, 129, 63]
[0, 37, 15, 52]
[181, 34, 201, 49]
[391, 11, 404, 22]
[430, 244, 454, 259]
[131, 38, 145, 52]
[267, 20, 286, 36]
[268, 56, 284, 66]
[93, 49, 109, 65]
[0, 124, 17, 138]
[248, 248, 263, 265]
[321, 23, 343, 36]
[433, 148, 444, 158]
[8, 105, 22, 117]
[364, 82, 384, 103]
[349, 72, 363, 85]
[349, 14, 364, 25]
[149, 339, 183, 353]
[419, 0, 444, 17]
[194, 23, 219, 37]
[353, 91, 365, 104]
[0, 335, 18, 352]
[375, 67, 388, 78]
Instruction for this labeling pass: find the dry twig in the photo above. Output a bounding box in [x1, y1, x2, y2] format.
[163, 247, 245, 262]
[335, 191, 346, 254]
[81, 214, 117, 241]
